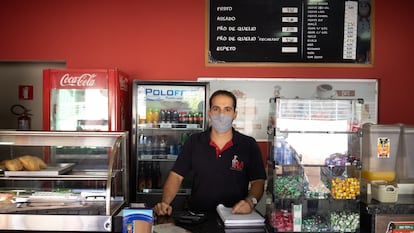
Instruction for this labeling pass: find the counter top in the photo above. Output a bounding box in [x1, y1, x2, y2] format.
[362, 194, 414, 215]
[114, 210, 269, 233]
[156, 211, 269, 233]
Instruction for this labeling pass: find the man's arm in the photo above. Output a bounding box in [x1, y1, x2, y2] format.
[153, 171, 183, 216]
[232, 179, 265, 214]
[247, 179, 265, 203]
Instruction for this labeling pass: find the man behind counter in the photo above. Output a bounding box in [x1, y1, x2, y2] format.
[154, 90, 266, 216]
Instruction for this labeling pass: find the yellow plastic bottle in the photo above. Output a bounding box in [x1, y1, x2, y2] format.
[153, 108, 160, 125]
[146, 108, 153, 124]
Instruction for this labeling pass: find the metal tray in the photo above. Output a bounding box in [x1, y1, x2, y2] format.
[4, 163, 75, 177]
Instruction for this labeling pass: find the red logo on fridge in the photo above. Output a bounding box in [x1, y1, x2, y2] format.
[60, 73, 96, 87]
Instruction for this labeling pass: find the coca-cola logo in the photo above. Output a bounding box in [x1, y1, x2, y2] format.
[59, 73, 97, 87]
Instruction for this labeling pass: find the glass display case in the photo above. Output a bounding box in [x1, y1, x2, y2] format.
[266, 98, 363, 232]
[0, 130, 128, 232]
[130, 81, 209, 208]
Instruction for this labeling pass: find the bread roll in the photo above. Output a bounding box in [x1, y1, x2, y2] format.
[0, 160, 6, 170]
[18, 155, 47, 171]
[4, 159, 24, 171]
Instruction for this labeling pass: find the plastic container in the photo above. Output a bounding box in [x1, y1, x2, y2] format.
[371, 180, 398, 203]
[398, 125, 414, 182]
[361, 123, 401, 182]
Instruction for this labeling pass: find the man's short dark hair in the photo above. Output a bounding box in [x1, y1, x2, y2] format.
[209, 90, 237, 110]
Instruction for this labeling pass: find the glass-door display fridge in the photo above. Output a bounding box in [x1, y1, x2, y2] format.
[43, 68, 130, 131]
[131, 81, 209, 208]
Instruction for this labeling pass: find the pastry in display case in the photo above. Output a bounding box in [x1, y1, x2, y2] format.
[0, 130, 128, 232]
[267, 97, 363, 232]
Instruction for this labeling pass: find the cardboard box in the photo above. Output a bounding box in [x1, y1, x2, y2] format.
[123, 208, 153, 233]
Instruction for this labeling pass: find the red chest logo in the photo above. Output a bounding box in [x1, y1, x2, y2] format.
[231, 155, 244, 171]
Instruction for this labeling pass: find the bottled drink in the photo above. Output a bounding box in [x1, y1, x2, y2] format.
[145, 162, 153, 189]
[153, 108, 160, 125]
[166, 109, 172, 123]
[193, 112, 199, 124]
[146, 108, 153, 124]
[138, 162, 146, 191]
[152, 136, 160, 155]
[159, 135, 167, 155]
[152, 162, 162, 189]
[178, 112, 184, 123]
[188, 111, 194, 124]
[172, 109, 179, 123]
[144, 136, 152, 155]
[198, 112, 203, 127]
[160, 109, 166, 123]
[137, 134, 145, 157]
[182, 111, 188, 124]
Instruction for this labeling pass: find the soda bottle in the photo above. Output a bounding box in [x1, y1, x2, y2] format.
[198, 111, 203, 127]
[152, 162, 162, 189]
[193, 112, 199, 124]
[172, 109, 179, 123]
[145, 162, 153, 189]
[166, 109, 171, 123]
[160, 109, 166, 123]
[182, 111, 188, 124]
[138, 162, 146, 191]
[188, 111, 193, 124]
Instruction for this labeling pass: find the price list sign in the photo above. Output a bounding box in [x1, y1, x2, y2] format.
[207, 0, 372, 65]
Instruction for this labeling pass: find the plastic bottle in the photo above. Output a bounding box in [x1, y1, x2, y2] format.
[172, 109, 179, 123]
[146, 108, 153, 124]
[198, 111, 203, 127]
[138, 134, 145, 157]
[160, 109, 166, 123]
[145, 162, 153, 189]
[138, 162, 146, 190]
[152, 162, 162, 189]
[153, 108, 160, 126]
[193, 112, 199, 125]
[166, 109, 171, 123]
[159, 136, 167, 155]
[188, 111, 194, 124]
[145, 136, 153, 155]
[152, 136, 160, 155]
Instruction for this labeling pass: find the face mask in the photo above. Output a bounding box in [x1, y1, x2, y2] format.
[210, 113, 233, 133]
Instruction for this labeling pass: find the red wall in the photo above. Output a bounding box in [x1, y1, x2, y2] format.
[1, 0, 414, 125]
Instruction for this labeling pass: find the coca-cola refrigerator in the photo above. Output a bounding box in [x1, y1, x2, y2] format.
[43, 68, 130, 131]
[42, 68, 131, 201]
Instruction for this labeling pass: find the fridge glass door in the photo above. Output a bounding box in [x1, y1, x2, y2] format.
[50, 89, 109, 130]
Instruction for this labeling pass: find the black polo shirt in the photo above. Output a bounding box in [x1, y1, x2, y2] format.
[172, 128, 267, 211]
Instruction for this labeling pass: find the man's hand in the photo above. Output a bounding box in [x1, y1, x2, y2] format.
[153, 202, 173, 216]
[231, 199, 254, 214]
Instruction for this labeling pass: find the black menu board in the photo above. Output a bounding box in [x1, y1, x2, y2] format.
[207, 0, 372, 65]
